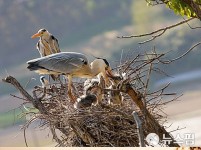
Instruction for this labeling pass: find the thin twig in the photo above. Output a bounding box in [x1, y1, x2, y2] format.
[10, 94, 27, 101]
[23, 127, 28, 147]
[182, 16, 201, 29]
[117, 18, 194, 44]
[162, 41, 201, 63]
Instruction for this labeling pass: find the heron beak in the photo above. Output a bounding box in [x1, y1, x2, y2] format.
[31, 33, 41, 38]
[106, 67, 115, 78]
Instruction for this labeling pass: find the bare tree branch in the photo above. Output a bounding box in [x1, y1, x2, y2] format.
[117, 18, 194, 44]
[182, 16, 201, 29]
[161, 41, 201, 64]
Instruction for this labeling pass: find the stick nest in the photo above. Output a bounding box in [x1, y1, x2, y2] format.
[32, 83, 157, 147]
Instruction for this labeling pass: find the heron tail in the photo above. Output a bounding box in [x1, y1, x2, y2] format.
[27, 63, 40, 71]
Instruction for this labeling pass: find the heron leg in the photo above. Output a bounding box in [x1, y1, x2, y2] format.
[58, 75, 64, 87]
[48, 75, 51, 82]
[68, 89, 76, 103]
[67, 76, 76, 103]
[48, 75, 52, 88]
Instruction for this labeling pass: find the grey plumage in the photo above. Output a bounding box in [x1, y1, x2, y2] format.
[36, 35, 60, 56]
[32, 28, 61, 80]
[32, 28, 60, 57]
[27, 52, 89, 76]
[27, 52, 115, 102]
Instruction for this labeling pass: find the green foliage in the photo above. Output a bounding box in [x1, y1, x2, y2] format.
[146, 0, 198, 18]
[166, 0, 196, 17]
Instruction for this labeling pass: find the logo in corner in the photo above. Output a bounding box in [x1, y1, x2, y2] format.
[146, 133, 159, 146]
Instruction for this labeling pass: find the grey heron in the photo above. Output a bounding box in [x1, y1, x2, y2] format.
[31, 28, 61, 80]
[27, 52, 114, 102]
[31, 28, 60, 56]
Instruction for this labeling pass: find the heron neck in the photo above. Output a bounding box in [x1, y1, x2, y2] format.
[73, 65, 99, 78]
[89, 65, 101, 77]
[89, 65, 109, 85]
[41, 34, 50, 40]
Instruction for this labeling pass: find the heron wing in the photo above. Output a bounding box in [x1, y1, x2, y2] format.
[27, 52, 88, 74]
[49, 35, 60, 53]
[36, 41, 44, 57]
[36, 39, 52, 57]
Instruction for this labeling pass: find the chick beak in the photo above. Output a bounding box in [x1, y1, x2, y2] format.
[31, 33, 41, 38]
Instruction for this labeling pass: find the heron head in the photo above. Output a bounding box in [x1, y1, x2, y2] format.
[90, 58, 109, 73]
[90, 58, 115, 84]
[31, 28, 49, 38]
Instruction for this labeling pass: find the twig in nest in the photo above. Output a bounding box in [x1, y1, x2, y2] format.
[50, 126, 64, 146]
[21, 115, 39, 147]
[23, 127, 28, 147]
[10, 94, 27, 101]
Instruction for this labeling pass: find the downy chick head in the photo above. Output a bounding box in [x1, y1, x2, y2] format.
[74, 94, 97, 109]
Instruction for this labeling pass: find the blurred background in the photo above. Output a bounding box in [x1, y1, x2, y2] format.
[0, 0, 201, 146]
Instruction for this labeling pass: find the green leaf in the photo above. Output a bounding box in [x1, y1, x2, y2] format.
[164, 0, 196, 17]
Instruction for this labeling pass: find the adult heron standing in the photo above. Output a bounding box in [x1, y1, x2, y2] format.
[31, 28, 61, 80]
[27, 52, 114, 102]
[31, 28, 60, 56]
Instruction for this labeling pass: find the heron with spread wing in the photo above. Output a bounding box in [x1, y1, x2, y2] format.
[27, 52, 114, 102]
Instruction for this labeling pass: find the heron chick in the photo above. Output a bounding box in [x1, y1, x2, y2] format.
[74, 94, 97, 109]
[27, 52, 115, 103]
[107, 73, 125, 106]
[40, 76, 49, 88]
[84, 76, 105, 104]
[74, 77, 105, 109]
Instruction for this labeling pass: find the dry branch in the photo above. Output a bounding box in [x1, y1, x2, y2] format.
[118, 80, 178, 146]
[132, 111, 145, 147]
[117, 18, 194, 44]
